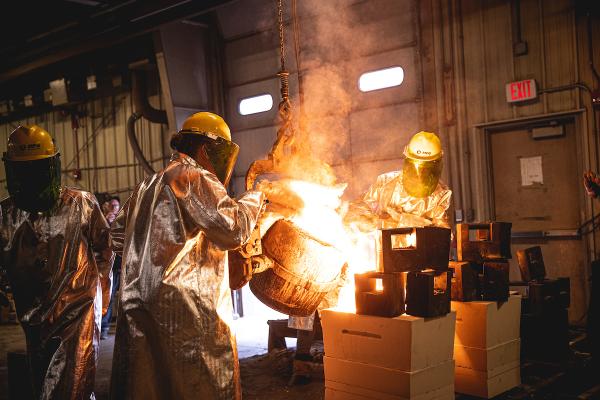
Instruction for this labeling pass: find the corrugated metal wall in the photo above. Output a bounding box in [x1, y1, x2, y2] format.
[440, 0, 599, 219]
[447, 0, 599, 323]
[462, 0, 584, 122]
[0, 93, 168, 201]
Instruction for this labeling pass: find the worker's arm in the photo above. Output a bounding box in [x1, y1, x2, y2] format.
[170, 165, 264, 250]
[109, 197, 131, 257]
[342, 173, 391, 232]
[430, 188, 453, 229]
[88, 195, 115, 316]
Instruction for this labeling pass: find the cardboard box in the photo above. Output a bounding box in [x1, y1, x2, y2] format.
[454, 339, 520, 374]
[324, 357, 454, 398]
[325, 382, 455, 400]
[321, 309, 455, 371]
[451, 295, 521, 348]
[455, 363, 520, 398]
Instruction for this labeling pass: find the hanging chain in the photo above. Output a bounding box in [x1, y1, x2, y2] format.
[276, 0, 290, 106]
[275, 0, 294, 159]
[277, 0, 286, 74]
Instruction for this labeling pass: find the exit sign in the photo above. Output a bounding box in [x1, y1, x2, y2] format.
[506, 79, 537, 103]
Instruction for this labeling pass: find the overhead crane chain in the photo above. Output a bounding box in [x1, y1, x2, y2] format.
[243, 0, 299, 190]
[275, 0, 295, 159]
[277, 0, 287, 73]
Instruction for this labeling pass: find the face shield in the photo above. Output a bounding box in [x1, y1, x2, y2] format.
[401, 131, 444, 198]
[402, 156, 443, 198]
[3, 155, 62, 213]
[202, 135, 239, 187]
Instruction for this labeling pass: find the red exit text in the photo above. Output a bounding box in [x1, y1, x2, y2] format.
[505, 79, 537, 103]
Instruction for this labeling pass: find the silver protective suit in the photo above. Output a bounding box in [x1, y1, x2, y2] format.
[0, 187, 113, 400]
[348, 170, 452, 230]
[110, 152, 263, 400]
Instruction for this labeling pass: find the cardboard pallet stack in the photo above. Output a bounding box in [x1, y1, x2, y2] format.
[452, 295, 521, 398]
[321, 309, 456, 400]
[450, 222, 521, 398]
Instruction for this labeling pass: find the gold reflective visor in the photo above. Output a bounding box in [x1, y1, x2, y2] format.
[402, 157, 443, 198]
[202, 136, 239, 186]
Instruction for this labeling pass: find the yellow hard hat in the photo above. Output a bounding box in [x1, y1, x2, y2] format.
[174, 112, 239, 186]
[404, 131, 442, 161]
[180, 111, 232, 141]
[5, 125, 58, 161]
[402, 131, 443, 198]
[3, 125, 62, 212]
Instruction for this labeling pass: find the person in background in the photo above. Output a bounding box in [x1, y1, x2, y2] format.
[109, 112, 264, 399]
[0, 125, 113, 399]
[346, 131, 452, 231]
[101, 195, 122, 339]
[584, 170, 600, 198]
[104, 195, 121, 224]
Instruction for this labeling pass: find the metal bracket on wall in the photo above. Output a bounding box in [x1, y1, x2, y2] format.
[454, 209, 464, 222]
[512, 230, 580, 239]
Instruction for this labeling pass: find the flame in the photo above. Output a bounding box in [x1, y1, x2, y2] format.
[407, 231, 417, 248]
[287, 180, 378, 313]
[375, 278, 384, 292]
[391, 230, 417, 249]
[285, 179, 347, 249]
[258, 178, 377, 313]
[254, 98, 381, 313]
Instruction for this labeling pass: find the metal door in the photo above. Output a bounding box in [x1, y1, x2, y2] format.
[490, 121, 587, 323]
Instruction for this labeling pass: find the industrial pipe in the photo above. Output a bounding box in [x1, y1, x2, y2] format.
[131, 69, 168, 124]
[587, 13, 600, 85]
[127, 69, 168, 175]
[127, 112, 155, 175]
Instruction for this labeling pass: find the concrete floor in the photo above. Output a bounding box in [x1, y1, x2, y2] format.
[0, 324, 23, 400]
[3, 321, 598, 399]
[0, 322, 118, 400]
[0, 319, 317, 400]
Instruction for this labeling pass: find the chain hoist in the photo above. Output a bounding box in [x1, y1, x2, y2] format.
[245, 0, 301, 190]
[273, 0, 296, 160]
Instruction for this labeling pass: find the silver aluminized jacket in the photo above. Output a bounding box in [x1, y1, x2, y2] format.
[0, 187, 113, 400]
[110, 152, 263, 400]
[348, 170, 452, 230]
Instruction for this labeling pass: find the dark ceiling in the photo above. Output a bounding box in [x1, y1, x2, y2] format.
[0, 0, 234, 83]
[0, 0, 235, 122]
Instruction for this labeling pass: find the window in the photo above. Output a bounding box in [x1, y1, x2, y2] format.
[358, 66, 404, 92]
[238, 94, 274, 115]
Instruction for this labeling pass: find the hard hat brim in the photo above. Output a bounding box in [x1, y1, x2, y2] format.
[3, 152, 59, 162]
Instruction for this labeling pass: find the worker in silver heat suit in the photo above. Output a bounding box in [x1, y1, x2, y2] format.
[347, 131, 452, 231]
[109, 112, 264, 400]
[0, 125, 113, 399]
